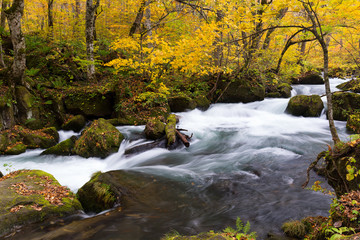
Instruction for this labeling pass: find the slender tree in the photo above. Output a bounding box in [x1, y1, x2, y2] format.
[85, 0, 100, 81]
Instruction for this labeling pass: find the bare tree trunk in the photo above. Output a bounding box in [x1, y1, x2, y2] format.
[5, 0, 25, 87]
[48, 0, 54, 28]
[73, 0, 80, 36]
[86, 0, 100, 81]
[144, 1, 152, 46]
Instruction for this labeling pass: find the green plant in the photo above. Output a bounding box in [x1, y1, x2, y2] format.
[325, 226, 355, 239]
[3, 163, 13, 174]
[223, 217, 257, 240]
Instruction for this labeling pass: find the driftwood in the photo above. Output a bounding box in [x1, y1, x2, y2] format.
[176, 130, 190, 147]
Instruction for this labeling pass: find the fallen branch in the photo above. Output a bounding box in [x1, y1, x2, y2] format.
[176, 130, 190, 147]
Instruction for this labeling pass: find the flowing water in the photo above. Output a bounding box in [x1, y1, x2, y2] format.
[0, 78, 353, 239]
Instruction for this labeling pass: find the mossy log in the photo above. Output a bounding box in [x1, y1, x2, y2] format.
[165, 114, 177, 147]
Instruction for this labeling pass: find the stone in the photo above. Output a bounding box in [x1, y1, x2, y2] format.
[294, 71, 324, 84]
[217, 77, 265, 103]
[332, 92, 360, 121]
[20, 127, 59, 149]
[4, 143, 27, 155]
[168, 95, 196, 112]
[286, 95, 324, 117]
[0, 170, 82, 237]
[62, 115, 86, 132]
[194, 95, 211, 110]
[41, 136, 78, 156]
[74, 118, 124, 158]
[336, 78, 360, 93]
[63, 91, 115, 118]
[144, 119, 166, 140]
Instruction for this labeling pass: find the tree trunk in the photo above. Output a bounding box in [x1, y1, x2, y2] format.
[144, 1, 152, 47]
[0, 0, 8, 68]
[5, 0, 25, 87]
[85, 0, 100, 81]
[129, 0, 146, 37]
[73, 0, 80, 36]
[48, 0, 54, 28]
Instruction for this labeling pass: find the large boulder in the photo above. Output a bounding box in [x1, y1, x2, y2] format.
[74, 118, 124, 158]
[0, 170, 82, 237]
[337, 78, 360, 93]
[77, 170, 200, 214]
[266, 83, 292, 98]
[4, 143, 27, 155]
[168, 95, 196, 112]
[20, 127, 59, 149]
[0, 89, 16, 130]
[41, 136, 78, 156]
[61, 115, 86, 132]
[15, 86, 42, 128]
[63, 91, 115, 118]
[194, 95, 211, 111]
[332, 92, 360, 121]
[293, 71, 324, 84]
[144, 119, 165, 140]
[217, 76, 265, 103]
[286, 95, 324, 117]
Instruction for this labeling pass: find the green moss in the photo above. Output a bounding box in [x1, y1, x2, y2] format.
[4, 143, 26, 155]
[286, 95, 324, 117]
[333, 92, 360, 121]
[337, 79, 360, 93]
[61, 115, 86, 132]
[41, 136, 77, 156]
[74, 118, 124, 158]
[144, 119, 166, 140]
[165, 114, 177, 146]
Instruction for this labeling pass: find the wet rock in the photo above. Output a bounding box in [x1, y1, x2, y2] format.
[0, 170, 82, 237]
[63, 91, 115, 118]
[15, 86, 43, 128]
[266, 83, 292, 98]
[0, 89, 16, 130]
[74, 118, 124, 158]
[77, 170, 198, 213]
[20, 127, 59, 149]
[0, 171, 2, 178]
[336, 78, 360, 93]
[194, 95, 211, 111]
[4, 143, 27, 155]
[168, 95, 196, 112]
[41, 136, 78, 156]
[217, 77, 265, 103]
[286, 95, 324, 117]
[332, 92, 360, 121]
[61, 115, 86, 132]
[124, 138, 167, 155]
[144, 119, 165, 140]
[293, 71, 324, 84]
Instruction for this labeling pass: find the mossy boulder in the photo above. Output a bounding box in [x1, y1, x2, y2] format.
[266, 83, 292, 98]
[77, 170, 201, 214]
[144, 119, 166, 140]
[293, 71, 324, 84]
[61, 115, 86, 132]
[63, 91, 115, 118]
[4, 143, 27, 155]
[74, 118, 124, 158]
[0, 170, 82, 237]
[41, 136, 78, 156]
[347, 113, 360, 133]
[168, 95, 196, 112]
[286, 95, 324, 117]
[15, 86, 42, 128]
[332, 92, 360, 121]
[217, 77, 265, 103]
[20, 127, 59, 149]
[337, 78, 360, 93]
[194, 95, 211, 111]
[0, 133, 7, 152]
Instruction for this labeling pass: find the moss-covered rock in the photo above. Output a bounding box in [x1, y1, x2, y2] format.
[217, 76, 265, 103]
[15, 86, 43, 128]
[61, 115, 86, 132]
[0, 170, 82, 237]
[0, 133, 7, 152]
[337, 78, 360, 93]
[286, 95, 324, 117]
[0, 89, 16, 130]
[74, 118, 124, 158]
[293, 71, 324, 84]
[4, 142, 27, 155]
[332, 92, 360, 121]
[194, 95, 211, 111]
[168, 95, 196, 112]
[20, 127, 59, 149]
[63, 91, 115, 118]
[41, 136, 77, 156]
[165, 114, 177, 147]
[144, 119, 166, 140]
[266, 83, 292, 98]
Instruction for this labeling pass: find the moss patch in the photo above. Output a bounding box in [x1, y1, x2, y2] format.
[286, 95, 324, 117]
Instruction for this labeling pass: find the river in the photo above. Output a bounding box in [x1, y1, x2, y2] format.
[0, 78, 352, 239]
